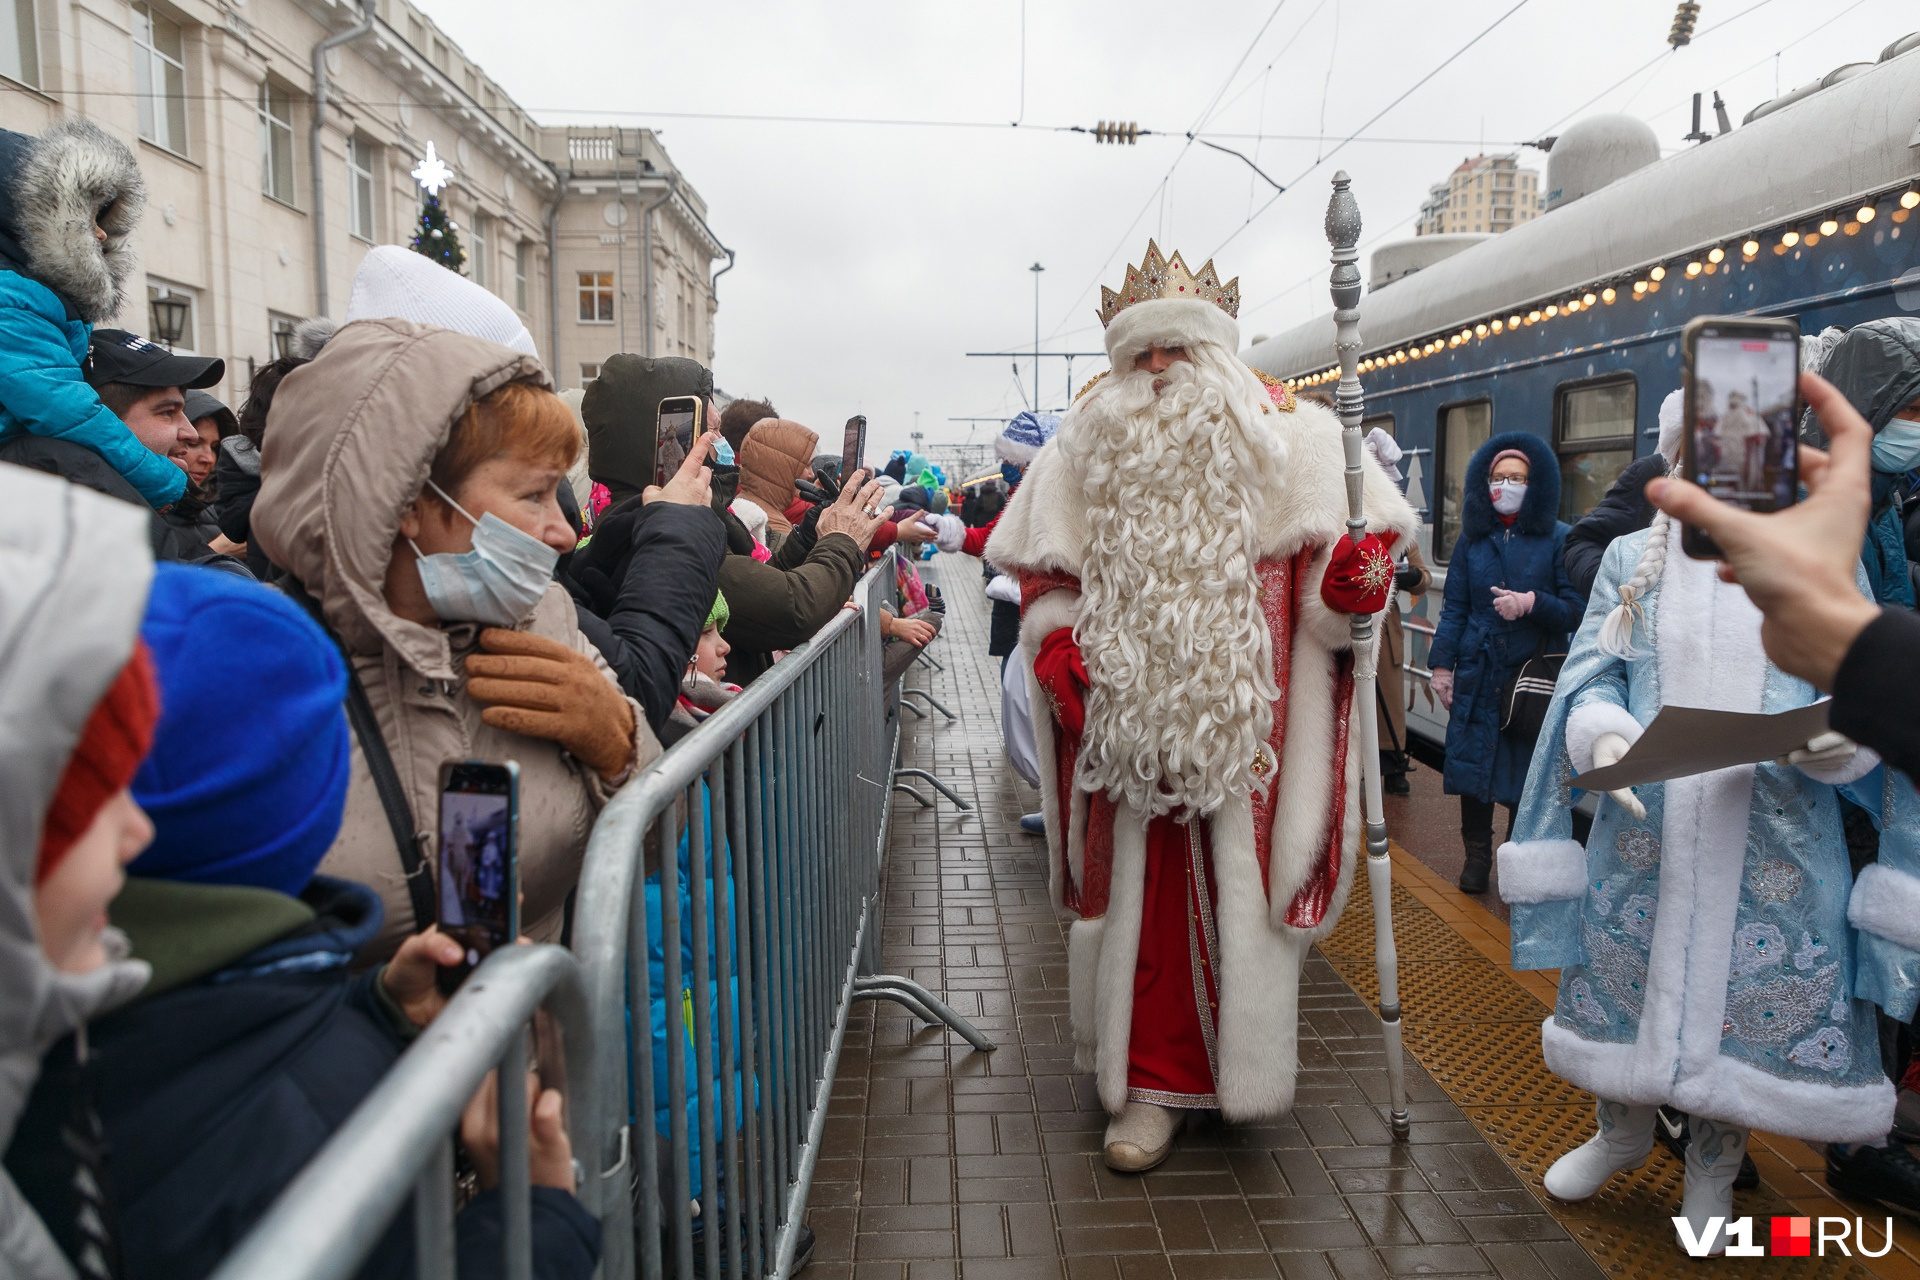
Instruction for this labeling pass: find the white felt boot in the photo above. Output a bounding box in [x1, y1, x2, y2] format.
[1543, 1099, 1657, 1201]
[1678, 1118, 1749, 1258]
[1102, 1101, 1181, 1173]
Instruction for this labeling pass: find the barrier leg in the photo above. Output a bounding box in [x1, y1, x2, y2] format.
[854, 977, 997, 1053]
[900, 689, 958, 721]
[892, 768, 973, 812]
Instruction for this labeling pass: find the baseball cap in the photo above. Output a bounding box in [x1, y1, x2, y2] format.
[85, 329, 225, 391]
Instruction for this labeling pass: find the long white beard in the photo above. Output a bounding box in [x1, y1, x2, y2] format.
[1059, 348, 1288, 818]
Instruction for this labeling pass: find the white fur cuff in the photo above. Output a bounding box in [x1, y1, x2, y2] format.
[1566, 701, 1643, 774]
[1849, 864, 1920, 953]
[1497, 839, 1588, 904]
[1797, 743, 1882, 786]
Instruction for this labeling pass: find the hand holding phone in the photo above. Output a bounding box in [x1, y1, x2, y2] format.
[644, 431, 719, 509]
[841, 415, 868, 481]
[436, 760, 520, 994]
[1680, 316, 1802, 559]
[655, 395, 706, 491]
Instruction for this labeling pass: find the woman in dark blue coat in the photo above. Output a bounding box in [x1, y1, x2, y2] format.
[1427, 432, 1585, 893]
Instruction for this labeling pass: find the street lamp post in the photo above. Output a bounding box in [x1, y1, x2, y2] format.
[1029, 262, 1044, 411]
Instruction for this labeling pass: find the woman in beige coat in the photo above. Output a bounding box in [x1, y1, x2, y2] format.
[254, 319, 663, 958]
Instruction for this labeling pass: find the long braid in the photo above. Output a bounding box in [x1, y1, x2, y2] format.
[1598, 510, 1672, 658]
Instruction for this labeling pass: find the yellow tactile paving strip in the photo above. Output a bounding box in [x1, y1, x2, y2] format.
[1317, 846, 1920, 1279]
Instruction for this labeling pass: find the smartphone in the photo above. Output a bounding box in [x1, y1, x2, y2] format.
[1680, 315, 1801, 559]
[841, 415, 867, 482]
[655, 395, 705, 490]
[436, 759, 520, 994]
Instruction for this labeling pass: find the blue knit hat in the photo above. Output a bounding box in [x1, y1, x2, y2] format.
[130, 564, 350, 896]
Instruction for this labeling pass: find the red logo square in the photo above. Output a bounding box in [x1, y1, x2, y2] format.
[1771, 1217, 1811, 1256]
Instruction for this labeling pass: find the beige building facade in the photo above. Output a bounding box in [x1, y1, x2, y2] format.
[0, 0, 721, 405]
[1416, 152, 1543, 237]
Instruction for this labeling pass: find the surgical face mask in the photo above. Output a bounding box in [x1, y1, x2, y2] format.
[409, 481, 559, 628]
[1489, 479, 1528, 515]
[1872, 419, 1920, 474]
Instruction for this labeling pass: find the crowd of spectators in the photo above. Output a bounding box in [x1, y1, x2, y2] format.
[0, 119, 950, 1280]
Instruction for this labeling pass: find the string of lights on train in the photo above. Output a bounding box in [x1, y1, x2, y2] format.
[1285, 181, 1920, 390]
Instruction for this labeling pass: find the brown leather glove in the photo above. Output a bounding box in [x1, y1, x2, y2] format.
[467, 628, 636, 780]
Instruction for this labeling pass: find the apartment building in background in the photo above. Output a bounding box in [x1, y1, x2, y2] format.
[1416, 153, 1543, 237]
[0, 0, 722, 404]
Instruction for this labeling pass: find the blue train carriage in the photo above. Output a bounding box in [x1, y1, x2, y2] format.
[1246, 30, 1920, 753]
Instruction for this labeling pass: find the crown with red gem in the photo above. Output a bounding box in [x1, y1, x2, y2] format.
[1097, 240, 1241, 328]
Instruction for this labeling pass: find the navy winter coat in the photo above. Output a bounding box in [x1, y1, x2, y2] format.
[1427, 432, 1585, 805]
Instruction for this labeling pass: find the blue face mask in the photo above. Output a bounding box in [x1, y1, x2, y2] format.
[1001, 462, 1023, 487]
[1872, 418, 1920, 474]
[409, 481, 559, 628]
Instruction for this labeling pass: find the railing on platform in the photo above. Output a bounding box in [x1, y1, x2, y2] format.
[208, 944, 596, 1280]
[573, 550, 992, 1280]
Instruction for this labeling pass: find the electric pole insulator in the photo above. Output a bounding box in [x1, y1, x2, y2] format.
[1093, 121, 1140, 145]
[1668, 1, 1700, 48]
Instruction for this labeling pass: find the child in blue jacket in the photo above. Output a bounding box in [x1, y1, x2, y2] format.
[0, 118, 186, 508]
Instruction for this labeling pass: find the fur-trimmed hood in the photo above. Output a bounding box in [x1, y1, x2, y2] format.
[1460, 430, 1560, 541]
[0, 120, 145, 323]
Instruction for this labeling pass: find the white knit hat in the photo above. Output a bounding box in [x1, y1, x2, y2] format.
[344, 245, 538, 357]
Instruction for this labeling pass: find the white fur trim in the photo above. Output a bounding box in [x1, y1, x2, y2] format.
[1259, 400, 1420, 562]
[1266, 625, 1346, 918]
[1068, 918, 1104, 1072]
[1656, 389, 1684, 463]
[984, 572, 1019, 605]
[1210, 798, 1312, 1120]
[1565, 701, 1644, 775]
[1092, 804, 1149, 1115]
[1543, 1018, 1895, 1144]
[1849, 863, 1920, 953]
[996, 434, 1040, 467]
[1496, 839, 1588, 904]
[1103, 298, 1240, 370]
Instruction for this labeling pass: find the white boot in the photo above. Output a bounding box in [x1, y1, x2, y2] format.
[1543, 1099, 1657, 1201]
[1103, 1101, 1181, 1173]
[1678, 1118, 1749, 1258]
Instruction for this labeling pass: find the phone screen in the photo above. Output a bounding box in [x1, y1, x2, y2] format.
[1689, 327, 1799, 512]
[438, 760, 518, 990]
[656, 397, 702, 490]
[841, 415, 867, 482]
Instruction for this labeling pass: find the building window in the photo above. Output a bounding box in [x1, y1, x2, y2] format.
[514, 241, 530, 312]
[579, 363, 600, 384]
[2, 0, 38, 87]
[471, 217, 488, 288]
[346, 136, 376, 241]
[269, 311, 300, 359]
[132, 3, 187, 155]
[146, 280, 197, 352]
[1555, 377, 1638, 521]
[577, 271, 613, 323]
[259, 81, 296, 204]
[1435, 400, 1491, 562]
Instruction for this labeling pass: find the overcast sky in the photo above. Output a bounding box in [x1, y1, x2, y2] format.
[419, 0, 1914, 463]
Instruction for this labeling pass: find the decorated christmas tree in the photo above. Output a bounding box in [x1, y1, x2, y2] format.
[407, 141, 465, 273]
[409, 192, 465, 274]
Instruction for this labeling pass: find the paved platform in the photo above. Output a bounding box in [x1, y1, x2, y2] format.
[806, 559, 1920, 1280]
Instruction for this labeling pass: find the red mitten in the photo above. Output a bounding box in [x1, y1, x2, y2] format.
[1320, 533, 1394, 615]
[1032, 627, 1089, 739]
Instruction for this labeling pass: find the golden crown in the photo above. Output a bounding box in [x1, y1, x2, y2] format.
[1097, 240, 1241, 328]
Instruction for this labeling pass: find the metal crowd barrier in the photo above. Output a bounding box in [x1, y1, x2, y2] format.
[573, 550, 993, 1280]
[208, 944, 596, 1280]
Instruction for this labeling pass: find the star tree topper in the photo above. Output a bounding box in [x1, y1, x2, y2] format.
[411, 140, 453, 195]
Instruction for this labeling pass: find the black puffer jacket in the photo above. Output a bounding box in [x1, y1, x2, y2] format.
[1562, 452, 1668, 600]
[563, 496, 728, 732]
[717, 531, 867, 686]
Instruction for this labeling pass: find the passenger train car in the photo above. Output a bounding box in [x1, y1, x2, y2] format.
[1246, 32, 1920, 750]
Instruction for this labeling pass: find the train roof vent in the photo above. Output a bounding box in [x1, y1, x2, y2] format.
[1745, 53, 1891, 126]
[1543, 114, 1660, 212]
[1881, 32, 1920, 62]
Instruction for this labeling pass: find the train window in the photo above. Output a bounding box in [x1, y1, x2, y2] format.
[1555, 377, 1638, 521]
[1362, 413, 1395, 438]
[1435, 400, 1491, 562]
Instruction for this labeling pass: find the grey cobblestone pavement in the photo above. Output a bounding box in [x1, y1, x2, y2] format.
[805, 558, 1603, 1280]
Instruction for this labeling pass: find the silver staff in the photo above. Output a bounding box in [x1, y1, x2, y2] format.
[1326, 170, 1410, 1141]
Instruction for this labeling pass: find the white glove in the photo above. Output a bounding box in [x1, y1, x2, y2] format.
[1591, 732, 1645, 821]
[1776, 730, 1864, 779]
[933, 512, 967, 553]
[1428, 667, 1454, 710]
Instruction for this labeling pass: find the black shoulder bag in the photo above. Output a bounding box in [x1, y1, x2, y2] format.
[1490, 535, 1566, 743]
[275, 579, 437, 930]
